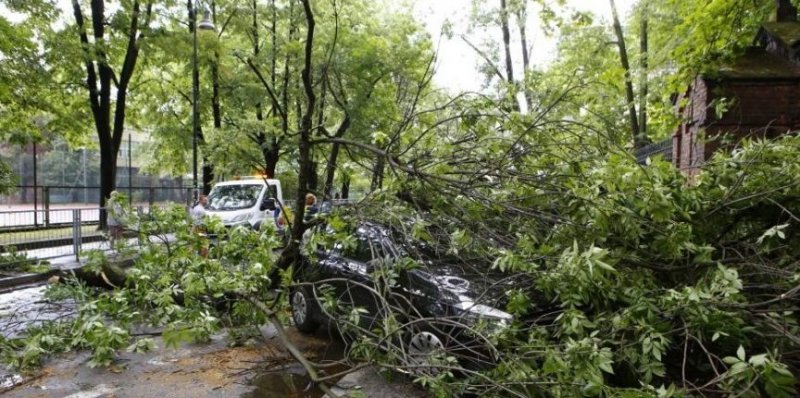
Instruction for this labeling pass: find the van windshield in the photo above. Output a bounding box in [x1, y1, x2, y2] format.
[207, 184, 263, 211]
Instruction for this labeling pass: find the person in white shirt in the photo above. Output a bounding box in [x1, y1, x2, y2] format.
[107, 191, 124, 246]
[191, 195, 209, 257]
[191, 195, 208, 227]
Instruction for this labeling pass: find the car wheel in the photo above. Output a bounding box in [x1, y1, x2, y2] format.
[291, 286, 320, 334]
[407, 331, 448, 374]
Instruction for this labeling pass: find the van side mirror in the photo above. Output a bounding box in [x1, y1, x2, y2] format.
[261, 198, 276, 211]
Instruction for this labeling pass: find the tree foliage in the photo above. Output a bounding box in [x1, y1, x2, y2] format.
[4, 1, 800, 397]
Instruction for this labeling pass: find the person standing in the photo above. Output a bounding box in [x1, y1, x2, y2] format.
[303, 193, 318, 222]
[191, 195, 209, 257]
[190, 195, 208, 227]
[107, 191, 124, 246]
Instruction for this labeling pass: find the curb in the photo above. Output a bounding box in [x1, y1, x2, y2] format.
[0, 270, 60, 291]
[0, 255, 136, 292]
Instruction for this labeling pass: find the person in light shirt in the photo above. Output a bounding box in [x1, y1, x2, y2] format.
[107, 191, 124, 246]
[191, 195, 208, 227]
[190, 195, 209, 257]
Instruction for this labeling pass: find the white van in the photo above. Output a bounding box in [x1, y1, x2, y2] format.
[205, 178, 284, 230]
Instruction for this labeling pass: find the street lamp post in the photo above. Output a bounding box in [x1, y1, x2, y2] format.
[190, 1, 216, 200]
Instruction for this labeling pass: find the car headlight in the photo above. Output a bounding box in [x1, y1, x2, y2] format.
[459, 303, 512, 320]
[455, 301, 513, 333]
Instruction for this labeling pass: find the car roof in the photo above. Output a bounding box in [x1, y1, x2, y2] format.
[213, 179, 279, 187]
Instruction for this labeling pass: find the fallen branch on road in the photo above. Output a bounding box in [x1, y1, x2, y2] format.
[243, 293, 341, 398]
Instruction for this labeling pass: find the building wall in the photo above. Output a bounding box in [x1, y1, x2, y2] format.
[673, 78, 709, 174]
[673, 77, 800, 175]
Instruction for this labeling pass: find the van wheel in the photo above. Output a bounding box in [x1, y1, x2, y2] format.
[291, 286, 320, 333]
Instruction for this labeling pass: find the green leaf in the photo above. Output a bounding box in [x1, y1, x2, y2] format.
[598, 360, 615, 375]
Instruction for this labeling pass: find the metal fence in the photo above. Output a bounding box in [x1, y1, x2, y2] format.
[0, 208, 106, 263]
[0, 208, 101, 230]
[1, 185, 192, 228]
[635, 138, 674, 165]
[11, 185, 192, 205]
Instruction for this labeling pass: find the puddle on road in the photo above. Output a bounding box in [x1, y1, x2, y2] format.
[0, 285, 76, 339]
[243, 334, 349, 398]
[1, 374, 24, 389]
[243, 364, 323, 398]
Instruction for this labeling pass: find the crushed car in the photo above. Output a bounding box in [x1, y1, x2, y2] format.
[290, 221, 515, 371]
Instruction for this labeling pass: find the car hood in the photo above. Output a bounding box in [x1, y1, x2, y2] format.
[408, 260, 522, 311]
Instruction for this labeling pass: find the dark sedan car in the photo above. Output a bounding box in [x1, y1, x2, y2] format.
[290, 222, 514, 371]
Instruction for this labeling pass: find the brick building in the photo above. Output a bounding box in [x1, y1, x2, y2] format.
[672, 1, 800, 174]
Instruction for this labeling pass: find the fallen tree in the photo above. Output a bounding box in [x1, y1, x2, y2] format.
[3, 135, 800, 397]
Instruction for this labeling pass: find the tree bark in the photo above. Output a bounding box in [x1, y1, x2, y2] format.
[291, 0, 316, 243]
[323, 143, 341, 200]
[638, 2, 648, 143]
[500, 0, 515, 85]
[499, 0, 520, 112]
[201, 1, 221, 194]
[340, 177, 350, 199]
[308, 161, 318, 192]
[282, 0, 294, 140]
[240, 0, 284, 179]
[267, 0, 280, 177]
[73, 0, 148, 229]
[609, 0, 642, 147]
[515, 3, 532, 110]
[322, 115, 351, 200]
[370, 157, 385, 192]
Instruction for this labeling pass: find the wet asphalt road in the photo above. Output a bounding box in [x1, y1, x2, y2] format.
[0, 286, 425, 398]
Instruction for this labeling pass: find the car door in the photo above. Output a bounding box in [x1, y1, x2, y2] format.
[335, 226, 393, 327]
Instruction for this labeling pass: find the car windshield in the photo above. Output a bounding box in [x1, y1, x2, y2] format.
[207, 184, 263, 211]
[388, 228, 464, 264]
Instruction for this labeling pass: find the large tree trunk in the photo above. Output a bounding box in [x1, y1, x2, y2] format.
[291, 0, 316, 243]
[202, 153, 214, 194]
[638, 2, 648, 142]
[340, 177, 350, 199]
[251, 0, 280, 179]
[282, 0, 294, 140]
[266, 0, 280, 178]
[500, 0, 514, 85]
[370, 157, 384, 192]
[307, 161, 318, 192]
[322, 115, 350, 200]
[499, 0, 520, 112]
[98, 141, 117, 227]
[73, 0, 148, 229]
[204, 4, 221, 194]
[609, 0, 642, 147]
[268, 0, 281, 178]
[264, 146, 279, 177]
[515, 3, 532, 110]
[322, 143, 341, 200]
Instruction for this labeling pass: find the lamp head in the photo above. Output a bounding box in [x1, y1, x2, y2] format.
[198, 8, 216, 31]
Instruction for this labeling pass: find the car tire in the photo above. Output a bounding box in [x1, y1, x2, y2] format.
[407, 331, 449, 375]
[291, 286, 320, 334]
